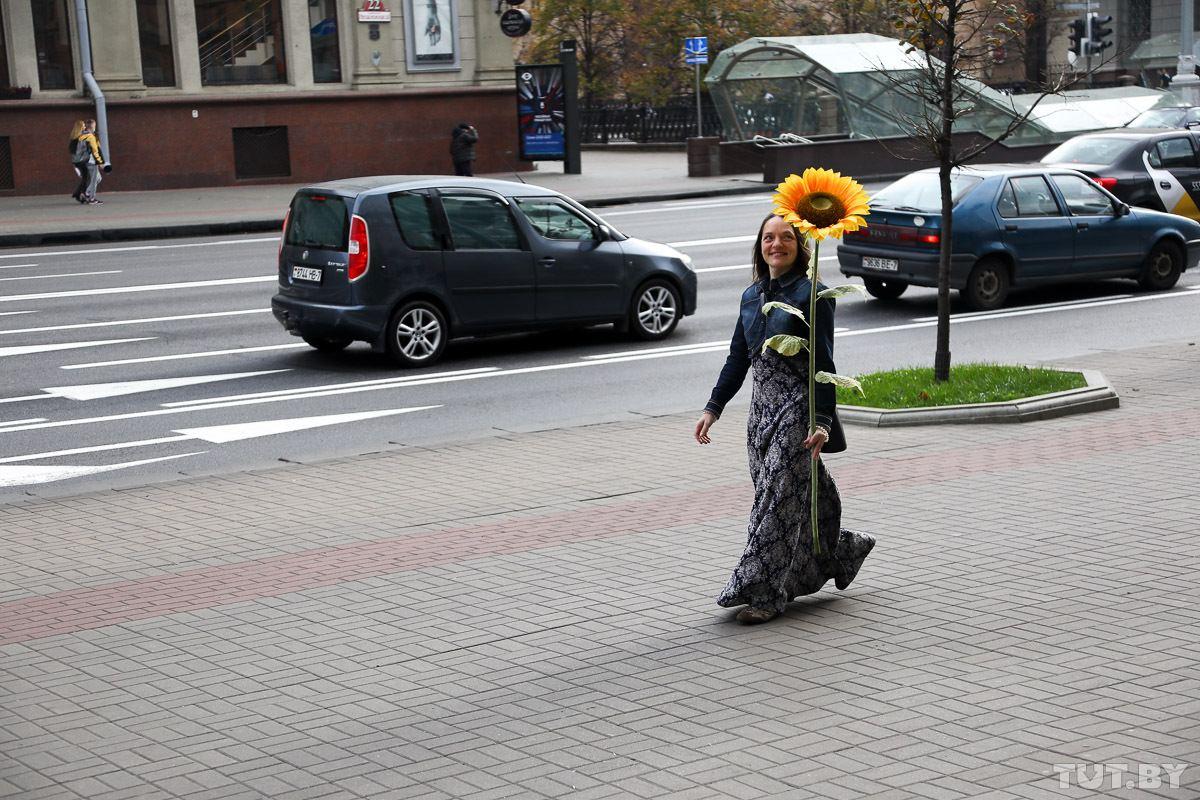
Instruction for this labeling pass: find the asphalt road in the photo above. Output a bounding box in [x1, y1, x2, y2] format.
[2, 191, 1199, 505]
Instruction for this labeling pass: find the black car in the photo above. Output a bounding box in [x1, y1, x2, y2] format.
[1040, 129, 1200, 220]
[271, 177, 698, 367]
[1126, 105, 1200, 129]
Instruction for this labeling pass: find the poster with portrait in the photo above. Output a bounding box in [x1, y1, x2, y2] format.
[405, 0, 459, 70]
[516, 65, 566, 161]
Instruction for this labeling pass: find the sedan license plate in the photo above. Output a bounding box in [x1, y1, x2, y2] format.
[292, 265, 322, 283]
[863, 256, 899, 272]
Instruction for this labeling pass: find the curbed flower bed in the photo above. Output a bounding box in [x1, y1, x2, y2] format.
[835, 363, 1087, 409]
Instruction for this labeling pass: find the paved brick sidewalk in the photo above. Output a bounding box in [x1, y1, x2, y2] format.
[2, 343, 1198, 800]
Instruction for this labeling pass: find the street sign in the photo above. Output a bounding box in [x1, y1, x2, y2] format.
[500, 8, 531, 37]
[684, 36, 708, 65]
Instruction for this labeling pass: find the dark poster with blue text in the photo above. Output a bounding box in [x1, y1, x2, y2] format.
[516, 65, 566, 160]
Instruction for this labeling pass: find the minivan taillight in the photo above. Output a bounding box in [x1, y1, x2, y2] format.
[348, 214, 369, 281]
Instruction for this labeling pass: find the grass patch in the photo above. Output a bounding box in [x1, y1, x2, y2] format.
[835, 363, 1087, 409]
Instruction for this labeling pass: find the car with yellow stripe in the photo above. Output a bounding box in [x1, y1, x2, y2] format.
[1040, 129, 1200, 220]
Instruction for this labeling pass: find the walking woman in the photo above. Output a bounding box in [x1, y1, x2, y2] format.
[76, 119, 107, 204]
[69, 120, 89, 203]
[694, 214, 875, 624]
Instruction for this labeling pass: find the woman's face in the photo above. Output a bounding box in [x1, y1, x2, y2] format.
[761, 216, 800, 274]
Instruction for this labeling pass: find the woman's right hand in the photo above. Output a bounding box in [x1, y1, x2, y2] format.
[694, 411, 717, 444]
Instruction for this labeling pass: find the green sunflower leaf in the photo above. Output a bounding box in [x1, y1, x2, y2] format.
[762, 334, 808, 357]
[817, 284, 867, 300]
[816, 371, 865, 394]
[761, 301, 807, 322]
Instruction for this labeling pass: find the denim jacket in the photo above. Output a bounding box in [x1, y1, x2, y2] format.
[704, 268, 846, 453]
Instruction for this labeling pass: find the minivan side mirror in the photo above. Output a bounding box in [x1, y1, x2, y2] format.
[1114, 202, 1130, 216]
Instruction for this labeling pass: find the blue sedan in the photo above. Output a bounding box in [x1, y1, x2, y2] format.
[837, 164, 1200, 310]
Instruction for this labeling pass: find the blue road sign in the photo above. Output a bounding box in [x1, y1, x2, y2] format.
[684, 36, 708, 65]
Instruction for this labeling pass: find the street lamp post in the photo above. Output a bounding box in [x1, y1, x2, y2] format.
[1175, 0, 1200, 105]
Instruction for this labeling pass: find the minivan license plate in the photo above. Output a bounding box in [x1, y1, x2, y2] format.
[292, 265, 322, 283]
[863, 256, 899, 272]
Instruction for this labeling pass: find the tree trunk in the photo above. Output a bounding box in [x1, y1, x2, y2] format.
[934, 34, 956, 383]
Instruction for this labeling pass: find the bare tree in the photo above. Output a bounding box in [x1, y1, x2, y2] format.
[887, 0, 1081, 380]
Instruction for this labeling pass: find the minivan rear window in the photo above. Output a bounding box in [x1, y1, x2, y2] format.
[286, 193, 349, 250]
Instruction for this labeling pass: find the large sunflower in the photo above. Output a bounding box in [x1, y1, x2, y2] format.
[773, 168, 870, 241]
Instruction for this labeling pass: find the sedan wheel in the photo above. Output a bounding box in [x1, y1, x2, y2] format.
[629, 280, 681, 340]
[963, 258, 1010, 311]
[386, 301, 447, 367]
[1138, 240, 1182, 291]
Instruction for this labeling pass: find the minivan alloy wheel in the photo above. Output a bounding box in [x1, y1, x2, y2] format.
[635, 284, 678, 336]
[386, 300, 448, 367]
[395, 308, 442, 359]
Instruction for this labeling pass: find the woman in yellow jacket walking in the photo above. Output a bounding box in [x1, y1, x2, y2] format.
[74, 119, 108, 204]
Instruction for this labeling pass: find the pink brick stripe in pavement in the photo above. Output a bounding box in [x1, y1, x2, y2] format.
[1, 407, 1187, 647]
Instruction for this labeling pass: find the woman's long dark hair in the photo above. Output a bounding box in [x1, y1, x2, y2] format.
[751, 213, 810, 284]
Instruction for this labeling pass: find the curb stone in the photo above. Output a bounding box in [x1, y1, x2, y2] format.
[839, 368, 1118, 426]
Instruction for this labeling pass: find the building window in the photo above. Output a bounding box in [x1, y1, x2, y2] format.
[31, 0, 75, 90]
[309, 0, 341, 83]
[137, 0, 176, 87]
[233, 126, 290, 178]
[195, 0, 286, 85]
[0, 4, 11, 88]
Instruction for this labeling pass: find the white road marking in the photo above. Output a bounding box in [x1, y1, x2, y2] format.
[0, 263, 39, 270]
[0, 270, 121, 283]
[0, 311, 38, 317]
[174, 406, 441, 444]
[0, 338, 154, 359]
[0, 453, 201, 488]
[0, 308, 269, 336]
[0, 395, 45, 405]
[0, 275, 275, 304]
[163, 366, 499, 407]
[0, 418, 47, 427]
[602, 196, 773, 216]
[0, 237, 280, 260]
[61, 342, 307, 370]
[668, 235, 755, 248]
[696, 254, 839, 274]
[695, 264, 750, 274]
[0, 435, 191, 464]
[39, 370, 291, 401]
[910, 288, 1200, 322]
[10, 279, 1197, 437]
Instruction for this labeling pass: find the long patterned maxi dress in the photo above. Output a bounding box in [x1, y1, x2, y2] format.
[717, 349, 875, 615]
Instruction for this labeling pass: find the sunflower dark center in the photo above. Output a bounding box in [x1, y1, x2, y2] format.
[796, 192, 846, 228]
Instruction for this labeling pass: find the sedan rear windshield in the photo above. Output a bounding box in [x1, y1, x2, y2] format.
[1041, 137, 1137, 165]
[286, 194, 349, 250]
[870, 172, 983, 212]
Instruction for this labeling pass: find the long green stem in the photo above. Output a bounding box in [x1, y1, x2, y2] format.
[808, 241, 820, 555]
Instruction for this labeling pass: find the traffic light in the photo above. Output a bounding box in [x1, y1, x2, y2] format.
[1067, 17, 1086, 62]
[1087, 13, 1113, 55]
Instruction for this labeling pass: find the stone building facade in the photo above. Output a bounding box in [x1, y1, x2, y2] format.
[0, 0, 521, 195]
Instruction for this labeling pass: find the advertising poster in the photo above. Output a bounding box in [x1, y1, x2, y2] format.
[406, 0, 457, 68]
[516, 65, 566, 161]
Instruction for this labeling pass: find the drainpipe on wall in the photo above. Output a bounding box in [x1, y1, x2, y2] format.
[74, 0, 112, 168]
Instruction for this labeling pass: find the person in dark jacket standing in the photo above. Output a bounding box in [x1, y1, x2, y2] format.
[450, 123, 478, 176]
